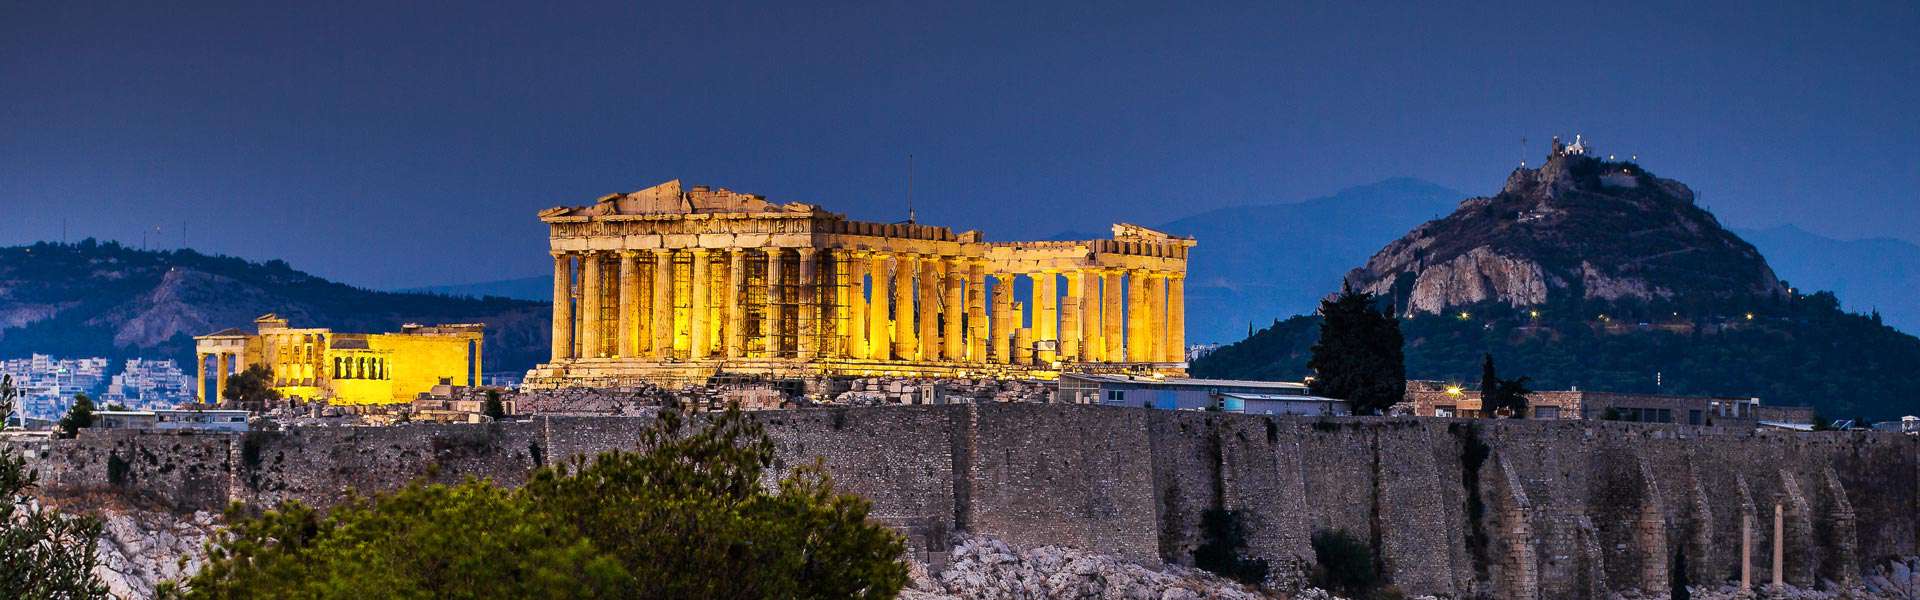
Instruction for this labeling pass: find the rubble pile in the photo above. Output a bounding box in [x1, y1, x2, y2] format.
[904, 535, 1270, 600]
[826, 378, 1056, 406]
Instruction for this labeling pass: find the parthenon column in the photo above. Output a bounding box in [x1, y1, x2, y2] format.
[1079, 270, 1101, 361]
[796, 248, 818, 360]
[1126, 269, 1150, 363]
[1034, 271, 1058, 363]
[579, 252, 603, 359]
[1166, 275, 1186, 363]
[893, 254, 918, 360]
[1146, 272, 1166, 363]
[991, 273, 1014, 364]
[967, 262, 987, 362]
[848, 253, 870, 360]
[689, 249, 711, 360]
[195, 353, 207, 404]
[868, 253, 892, 361]
[617, 251, 640, 358]
[1102, 270, 1123, 362]
[551, 252, 573, 361]
[943, 259, 964, 362]
[765, 248, 786, 357]
[919, 258, 940, 361]
[650, 249, 674, 359]
[1061, 271, 1082, 362]
[726, 249, 748, 359]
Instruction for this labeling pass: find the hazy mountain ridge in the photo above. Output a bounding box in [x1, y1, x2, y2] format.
[0, 241, 551, 373]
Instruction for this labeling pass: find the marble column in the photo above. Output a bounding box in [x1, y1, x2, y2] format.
[1102, 270, 1124, 362]
[617, 251, 640, 358]
[1034, 271, 1058, 363]
[1013, 317, 1033, 366]
[967, 262, 987, 362]
[848, 253, 869, 360]
[1166, 275, 1186, 363]
[796, 248, 818, 360]
[650, 249, 674, 359]
[214, 353, 229, 403]
[991, 273, 1014, 364]
[726, 249, 748, 359]
[579, 252, 602, 359]
[893, 254, 918, 360]
[765, 248, 786, 357]
[1126, 269, 1149, 363]
[1146, 273, 1166, 363]
[550, 252, 573, 361]
[943, 259, 964, 361]
[195, 353, 207, 404]
[689, 249, 711, 359]
[1061, 271, 1082, 362]
[919, 257, 940, 360]
[869, 253, 892, 361]
[1079, 270, 1102, 361]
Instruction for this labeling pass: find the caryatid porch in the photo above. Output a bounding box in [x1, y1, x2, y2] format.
[524, 180, 1193, 388]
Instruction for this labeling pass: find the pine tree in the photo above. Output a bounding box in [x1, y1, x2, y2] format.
[481, 390, 506, 420]
[57, 393, 96, 439]
[1306, 283, 1406, 415]
[1478, 354, 1532, 419]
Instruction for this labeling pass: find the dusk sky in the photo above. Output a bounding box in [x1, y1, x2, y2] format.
[4, 1, 1915, 289]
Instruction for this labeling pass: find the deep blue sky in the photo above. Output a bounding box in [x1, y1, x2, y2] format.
[4, 1, 1915, 289]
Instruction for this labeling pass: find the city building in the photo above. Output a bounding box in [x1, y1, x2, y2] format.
[527, 180, 1194, 387]
[0, 354, 110, 419]
[192, 314, 484, 405]
[100, 358, 193, 409]
[93, 409, 250, 432]
[1061, 373, 1347, 416]
[1403, 380, 1815, 427]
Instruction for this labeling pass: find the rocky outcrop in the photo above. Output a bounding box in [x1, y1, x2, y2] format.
[1345, 145, 1786, 314]
[904, 536, 1270, 600]
[92, 509, 218, 599]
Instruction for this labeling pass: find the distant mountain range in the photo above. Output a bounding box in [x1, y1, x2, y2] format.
[1734, 225, 1920, 333]
[0, 241, 551, 373]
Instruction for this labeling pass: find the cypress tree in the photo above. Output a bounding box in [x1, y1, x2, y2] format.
[1306, 283, 1406, 415]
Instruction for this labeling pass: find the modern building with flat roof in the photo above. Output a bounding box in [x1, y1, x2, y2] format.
[1060, 374, 1347, 416]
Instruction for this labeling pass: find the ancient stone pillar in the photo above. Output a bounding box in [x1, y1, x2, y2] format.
[893, 254, 918, 360]
[765, 248, 786, 357]
[919, 257, 939, 361]
[1102, 270, 1123, 362]
[869, 253, 892, 361]
[848, 253, 870, 360]
[1146, 272, 1165, 363]
[967, 262, 987, 362]
[796, 248, 818, 360]
[1061, 271, 1082, 361]
[991, 273, 1014, 364]
[194, 353, 207, 404]
[1013, 319, 1033, 366]
[1166, 274, 1186, 363]
[551, 252, 573, 361]
[650, 249, 674, 359]
[579, 252, 603, 359]
[214, 353, 229, 403]
[617, 251, 640, 359]
[1034, 271, 1057, 363]
[689, 249, 711, 359]
[1081, 270, 1102, 361]
[943, 259, 964, 362]
[723, 249, 747, 359]
[1126, 269, 1149, 363]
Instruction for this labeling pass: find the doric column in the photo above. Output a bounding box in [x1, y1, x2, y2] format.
[847, 252, 869, 360]
[1034, 271, 1058, 363]
[943, 259, 964, 362]
[1166, 275, 1186, 363]
[1080, 270, 1102, 361]
[967, 262, 987, 362]
[214, 353, 229, 403]
[689, 249, 711, 359]
[1013, 315, 1033, 366]
[1147, 272, 1166, 363]
[764, 248, 786, 357]
[726, 249, 748, 359]
[195, 353, 207, 404]
[868, 252, 892, 361]
[618, 251, 640, 358]
[991, 273, 1014, 364]
[919, 257, 940, 361]
[650, 249, 674, 359]
[893, 254, 918, 360]
[1126, 269, 1150, 363]
[1061, 271, 1082, 362]
[550, 252, 573, 361]
[1102, 270, 1124, 362]
[579, 252, 602, 359]
[796, 248, 818, 360]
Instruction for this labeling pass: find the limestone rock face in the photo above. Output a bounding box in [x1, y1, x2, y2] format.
[1345, 151, 1786, 314]
[905, 536, 1268, 600]
[92, 509, 218, 599]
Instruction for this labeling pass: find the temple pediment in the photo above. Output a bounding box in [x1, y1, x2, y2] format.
[545, 180, 823, 218]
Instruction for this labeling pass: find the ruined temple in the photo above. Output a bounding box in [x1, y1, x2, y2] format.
[525, 180, 1194, 387]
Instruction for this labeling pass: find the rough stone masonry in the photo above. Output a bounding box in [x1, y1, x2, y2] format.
[15, 404, 1916, 599]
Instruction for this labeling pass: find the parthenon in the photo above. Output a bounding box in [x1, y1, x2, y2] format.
[523, 180, 1192, 387]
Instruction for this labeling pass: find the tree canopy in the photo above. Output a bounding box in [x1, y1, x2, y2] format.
[166, 403, 908, 599]
[1478, 354, 1532, 418]
[57, 393, 95, 439]
[1304, 285, 1406, 415]
[220, 365, 280, 408]
[2, 395, 109, 599]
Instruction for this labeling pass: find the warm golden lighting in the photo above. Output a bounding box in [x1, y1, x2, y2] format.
[1444, 385, 1464, 396]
